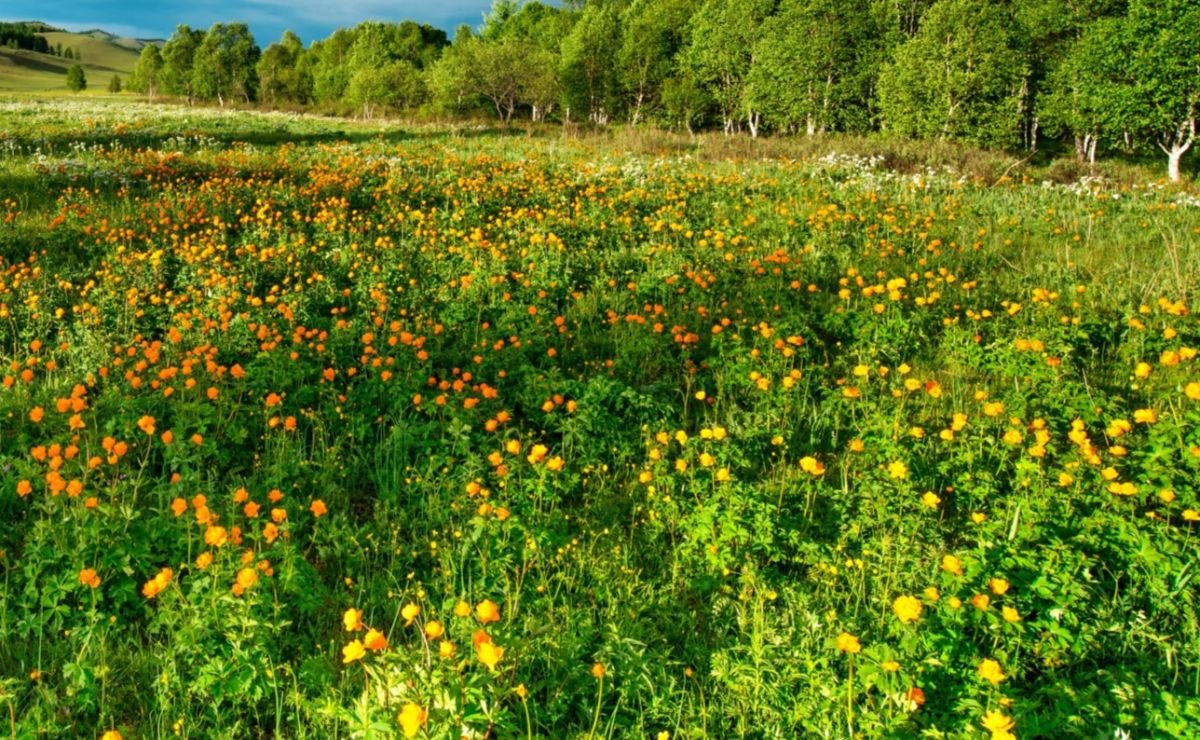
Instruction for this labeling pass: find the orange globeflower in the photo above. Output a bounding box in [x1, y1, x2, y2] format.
[142, 567, 173, 599]
[235, 567, 259, 593]
[79, 568, 101, 589]
[310, 499, 327, 517]
[137, 415, 156, 435]
[16, 480, 32, 497]
[364, 628, 388, 651]
[29, 406, 44, 423]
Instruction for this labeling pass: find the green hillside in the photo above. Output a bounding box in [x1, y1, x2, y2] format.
[0, 28, 144, 92]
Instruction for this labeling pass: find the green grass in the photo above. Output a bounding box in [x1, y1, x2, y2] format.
[0, 30, 139, 92]
[1, 99, 1199, 738]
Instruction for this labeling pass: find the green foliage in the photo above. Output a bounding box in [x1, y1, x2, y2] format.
[748, 0, 877, 135]
[2, 100, 1200, 737]
[65, 63, 86, 92]
[128, 44, 163, 100]
[877, 0, 1027, 147]
[192, 23, 260, 106]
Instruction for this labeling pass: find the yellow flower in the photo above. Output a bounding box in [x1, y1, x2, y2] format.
[401, 603, 420, 626]
[424, 620, 445, 640]
[893, 595, 922, 624]
[454, 600, 472, 617]
[881, 660, 900, 672]
[1002, 606, 1021, 623]
[981, 709, 1014, 735]
[1185, 381, 1200, 400]
[438, 640, 456, 658]
[989, 578, 1010, 595]
[476, 638, 503, 670]
[591, 662, 606, 679]
[476, 599, 500, 624]
[835, 632, 861, 654]
[977, 658, 1006, 685]
[397, 702, 427, 739]
[343, 608, 363, 632]
[941, 554, 963, 576]
[921, 491, 941, 509]
[342, 640, 366, 664]
[101, 732, 123, 740]
[887, 461, 908, 480]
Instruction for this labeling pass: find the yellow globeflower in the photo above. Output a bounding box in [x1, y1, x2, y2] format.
[981, 709, 1015, 737]
[401, 603, 420, 626]
[477, 639, 504, 670]
[887, 460, 908, 480]
[398, 703, 427, 739]
[893, 595, 922, 624]
[342, 640, 366, 664]
[835, 632, 861, 654]
[476, 599, 501, 624]
[977, 658, 1006, 685]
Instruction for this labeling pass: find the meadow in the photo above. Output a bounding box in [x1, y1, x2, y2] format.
[1, 99, 1200, 738]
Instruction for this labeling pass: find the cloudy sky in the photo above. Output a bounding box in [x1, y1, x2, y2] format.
[2, 1, 498, 44]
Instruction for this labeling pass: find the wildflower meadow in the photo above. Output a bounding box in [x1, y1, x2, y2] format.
[1, 100, 1200, 738]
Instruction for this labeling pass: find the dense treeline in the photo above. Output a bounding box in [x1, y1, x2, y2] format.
[0, 22, 53, 54]
[123, 0, 1199, 178]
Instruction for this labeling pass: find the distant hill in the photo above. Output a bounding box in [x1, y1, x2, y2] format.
[0, 24, 152, 92]
[74, 28, 165, 51]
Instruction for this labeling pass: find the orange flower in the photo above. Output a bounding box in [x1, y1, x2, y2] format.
[79, 568, 101, 589]
[142, 567, 173, 599]
[236, 567, 259, 590]
[29, 406, 44, 423]
[310, 499, 327, 517]
[136, 415, 156, 435]
[364, 628, 388, 651]
[16, 480, 32, 497]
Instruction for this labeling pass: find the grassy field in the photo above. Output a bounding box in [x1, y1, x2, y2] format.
[1, 99, 1199, 738]
[0, 30, 140, 92]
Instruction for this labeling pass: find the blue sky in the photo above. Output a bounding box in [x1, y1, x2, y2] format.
[1, 1, 497, 44]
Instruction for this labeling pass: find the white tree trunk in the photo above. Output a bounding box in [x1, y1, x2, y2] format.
[1159, 118, 1195, 183]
